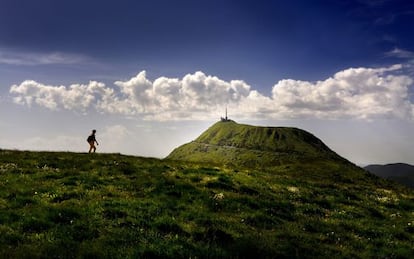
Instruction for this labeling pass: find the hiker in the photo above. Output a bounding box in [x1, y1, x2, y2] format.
[87, 129, 99, 153]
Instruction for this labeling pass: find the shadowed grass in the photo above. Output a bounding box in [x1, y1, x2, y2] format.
[0, 149, 413, 258]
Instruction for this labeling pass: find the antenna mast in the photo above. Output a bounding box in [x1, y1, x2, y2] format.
[221, 105, 230, 122]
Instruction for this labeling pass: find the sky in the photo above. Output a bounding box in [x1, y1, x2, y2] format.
[0, 0, 414, 166]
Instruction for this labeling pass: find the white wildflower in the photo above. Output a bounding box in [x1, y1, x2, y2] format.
[213, 193, 224, 200]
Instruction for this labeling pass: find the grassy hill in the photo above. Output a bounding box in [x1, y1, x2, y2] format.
[167, 120, 346, 168]
[0, 122, 414, 258]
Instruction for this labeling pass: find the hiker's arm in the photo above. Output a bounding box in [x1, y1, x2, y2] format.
[96, 140, 99, 145]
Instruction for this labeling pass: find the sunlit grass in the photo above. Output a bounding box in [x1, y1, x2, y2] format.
[0, 149, 413, 258]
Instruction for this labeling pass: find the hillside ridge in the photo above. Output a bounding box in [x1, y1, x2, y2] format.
[167, 120, 345, 167]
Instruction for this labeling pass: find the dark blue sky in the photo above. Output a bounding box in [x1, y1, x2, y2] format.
[1, 0, 413, 91]
[1, 0, 414, 164]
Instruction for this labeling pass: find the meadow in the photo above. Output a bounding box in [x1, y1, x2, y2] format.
[0, 149, 413, 258]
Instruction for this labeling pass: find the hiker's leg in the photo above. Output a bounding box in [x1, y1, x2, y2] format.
[89, 141, 95, 153]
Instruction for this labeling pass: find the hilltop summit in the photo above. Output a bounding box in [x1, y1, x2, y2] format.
[167, 121, 345, 167]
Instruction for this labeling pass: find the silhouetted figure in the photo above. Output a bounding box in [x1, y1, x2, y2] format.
[87, 129, 99, 153]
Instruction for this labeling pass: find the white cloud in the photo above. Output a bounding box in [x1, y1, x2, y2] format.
[94, 125, 134, 153]
[270, 65, 413, 119]
[385, 48, 414, 59]
[0, 49, 91, 65]
[100, 125, 130, 143]
[111, 71, 251, 119]
[8, 65, 414, 121]
[10, 80, 115, 113]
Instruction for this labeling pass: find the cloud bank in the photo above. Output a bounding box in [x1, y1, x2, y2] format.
[9, 64, 414, 120]
[10, 80, 114, 113]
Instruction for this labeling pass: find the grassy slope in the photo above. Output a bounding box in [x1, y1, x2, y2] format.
[1, 150, 414, 258]
[195, 121, 330, 153]
[167, 121, 346, 168]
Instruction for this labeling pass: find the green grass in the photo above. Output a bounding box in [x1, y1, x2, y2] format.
[0, 149, 413, 258]
[167, 121, 346, 168]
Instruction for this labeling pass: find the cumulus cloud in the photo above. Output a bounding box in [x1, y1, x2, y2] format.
[9, 65, 414, 120]
[271, 64, 414, 119]
[10, 80, 115, 113]
[110, 71, 251, 119]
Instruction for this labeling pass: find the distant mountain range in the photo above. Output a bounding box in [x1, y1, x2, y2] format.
[364, 163, 414, 188]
